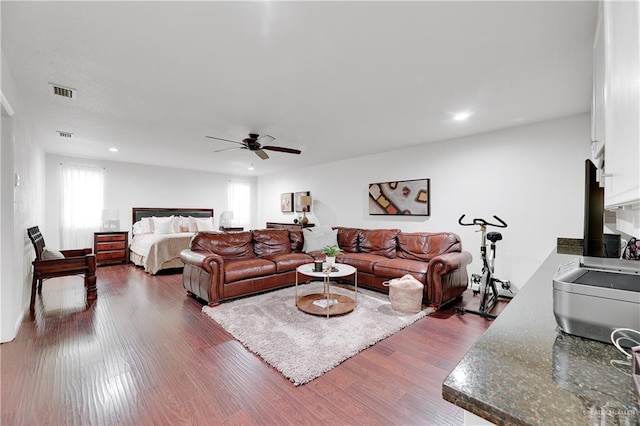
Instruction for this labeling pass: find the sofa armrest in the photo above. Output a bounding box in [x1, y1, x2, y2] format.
[426, 251, 473, 307]
[61, 248, 92, 257]
[428, 251, 472, 275]
[180, 249, 226, 305]
[180, 249, 224, 273]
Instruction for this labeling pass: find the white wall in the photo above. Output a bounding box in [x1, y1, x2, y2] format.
[1, 50, 46, 343]
[257, 114, 592, 290]
[44, 155, 258, 248]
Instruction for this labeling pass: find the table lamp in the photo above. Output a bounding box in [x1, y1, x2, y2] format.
[220, 211, 234, 229]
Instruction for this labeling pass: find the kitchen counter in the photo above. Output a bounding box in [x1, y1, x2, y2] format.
[443, 251, 639, 425]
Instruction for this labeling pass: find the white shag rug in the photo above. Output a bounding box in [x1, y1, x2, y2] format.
[202, 281, 433, 386]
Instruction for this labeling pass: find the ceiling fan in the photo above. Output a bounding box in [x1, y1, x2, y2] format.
[205, 133, 301, 160]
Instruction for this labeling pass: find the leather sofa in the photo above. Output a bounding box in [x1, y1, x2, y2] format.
[180, 227, 472, 309]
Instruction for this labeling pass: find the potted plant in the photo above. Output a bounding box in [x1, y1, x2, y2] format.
[321, 245, 343, 269]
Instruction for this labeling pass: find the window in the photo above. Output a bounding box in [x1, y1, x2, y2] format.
[60, 164, 104, 249]
[227, 180, 250, 227]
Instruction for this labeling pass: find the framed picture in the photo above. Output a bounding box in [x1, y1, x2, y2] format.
[280, 193, 293, 213]
[294, 191, 310, 212]
[368, 178, 430, 216]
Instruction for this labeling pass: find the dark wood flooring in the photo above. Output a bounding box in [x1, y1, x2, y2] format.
[1, 265, 509, 425]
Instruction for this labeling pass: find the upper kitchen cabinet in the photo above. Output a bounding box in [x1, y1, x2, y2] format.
[594, 0, 640, 210]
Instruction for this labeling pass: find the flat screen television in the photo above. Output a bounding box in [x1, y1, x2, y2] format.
[583, 159, 605, 257]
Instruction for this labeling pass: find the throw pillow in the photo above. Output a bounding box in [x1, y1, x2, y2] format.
[302, 227, 338, 252]
[194, 217, 215, 232]
[42, 248, 65, 260]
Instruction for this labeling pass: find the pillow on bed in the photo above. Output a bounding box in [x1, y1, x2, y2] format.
[132, 220, 153, 236]
[132, 221, 143, 236]
[194, 217, 215, 232]
[302, 226, 339, 252]
[153, 216, 176, 234]
[187, 217, 198, 232]
[178, 216, 192, 232]
[140, 217, 153, 234]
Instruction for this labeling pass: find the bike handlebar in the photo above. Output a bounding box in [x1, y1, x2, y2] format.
[458, 214, 508, 228]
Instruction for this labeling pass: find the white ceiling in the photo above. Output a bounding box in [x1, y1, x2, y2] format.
[2, 1, 598, 176]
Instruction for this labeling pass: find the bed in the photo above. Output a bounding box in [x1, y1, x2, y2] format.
[129, 207, 214, 274]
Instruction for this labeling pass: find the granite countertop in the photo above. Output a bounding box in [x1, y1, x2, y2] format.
[443, 251, 639, 425]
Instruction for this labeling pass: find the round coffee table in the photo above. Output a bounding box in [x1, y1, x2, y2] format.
[295, 263, 358, 318]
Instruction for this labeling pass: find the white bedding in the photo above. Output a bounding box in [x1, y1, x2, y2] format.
[130, 232, 195, 274]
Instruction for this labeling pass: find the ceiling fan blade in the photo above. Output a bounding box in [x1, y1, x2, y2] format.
[213, 147, 242, 153]
[256, 135, 275, 145]
[262, 146, 302, 155]
[206, 136, 244, 145]
[255, 149, 269, 160]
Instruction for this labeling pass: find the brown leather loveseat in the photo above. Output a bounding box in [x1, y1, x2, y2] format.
[180, 227, 472, 309]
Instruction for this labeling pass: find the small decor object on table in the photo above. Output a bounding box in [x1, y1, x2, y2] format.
[321, 245, 342, 270]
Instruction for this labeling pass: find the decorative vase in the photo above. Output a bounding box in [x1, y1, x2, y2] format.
[325, 256, 336, 270]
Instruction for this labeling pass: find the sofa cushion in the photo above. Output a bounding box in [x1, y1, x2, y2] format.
[191, 231, 254, 260]
[253, 229, 292, 257]
[289, 230, 304, 252]
[396, 232, 462, 261]
[42, 247, 65, 260]
[302, 227, 338, 252]
[335, 227, 360, 253]
[373, 258, 428, 283]
[262, 252, 314, 273]
[359, 229, 400, 258]
[338, 252, 388, 274]
[224, 258, 277, 283]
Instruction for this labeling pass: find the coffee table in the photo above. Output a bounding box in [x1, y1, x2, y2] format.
[295, 263, 358, 318]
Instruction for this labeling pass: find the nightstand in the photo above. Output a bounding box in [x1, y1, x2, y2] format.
[94, 231, 129, 266]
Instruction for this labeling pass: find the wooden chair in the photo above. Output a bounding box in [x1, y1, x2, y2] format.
[27, 226, 97, 314]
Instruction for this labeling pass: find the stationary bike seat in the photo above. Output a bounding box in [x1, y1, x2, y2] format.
[487, 232, 502, 242]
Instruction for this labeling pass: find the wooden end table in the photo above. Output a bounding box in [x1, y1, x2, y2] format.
[295, 263, 358, 318]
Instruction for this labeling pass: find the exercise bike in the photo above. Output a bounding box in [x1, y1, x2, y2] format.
[454, 215, 513, 319]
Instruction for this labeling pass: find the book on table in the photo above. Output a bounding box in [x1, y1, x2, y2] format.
[312, 298, 338, 308]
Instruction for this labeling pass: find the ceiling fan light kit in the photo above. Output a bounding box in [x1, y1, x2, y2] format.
[206, 133, 301, 160]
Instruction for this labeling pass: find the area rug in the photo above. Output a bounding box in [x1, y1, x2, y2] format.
[202, 281, 434, 386]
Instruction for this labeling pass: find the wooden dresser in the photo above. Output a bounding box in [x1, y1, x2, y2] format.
[94, 231, 129, 266]
[265, 222, 315, 231]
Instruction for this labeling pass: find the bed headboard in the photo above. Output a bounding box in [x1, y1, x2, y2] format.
[132, 207, 214, 225]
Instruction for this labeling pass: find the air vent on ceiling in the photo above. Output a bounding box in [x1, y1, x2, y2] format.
[56, 130, 74, 138]
[50, 83, 75, 99]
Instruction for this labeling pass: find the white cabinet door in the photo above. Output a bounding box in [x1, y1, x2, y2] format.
[602, 0, 640, 209]
[591, 2, 605, 167]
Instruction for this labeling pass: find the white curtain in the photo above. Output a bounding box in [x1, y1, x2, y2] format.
[227, 180, 250, 227]
[60, 164, 104, 249]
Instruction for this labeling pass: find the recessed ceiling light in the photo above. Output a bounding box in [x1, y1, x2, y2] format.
[453, 111, 472, 121]
[109, 147, 118, 152]
[248, 163, 254, 171]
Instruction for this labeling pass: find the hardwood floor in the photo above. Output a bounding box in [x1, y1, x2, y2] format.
[1, 265, 508, 425]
